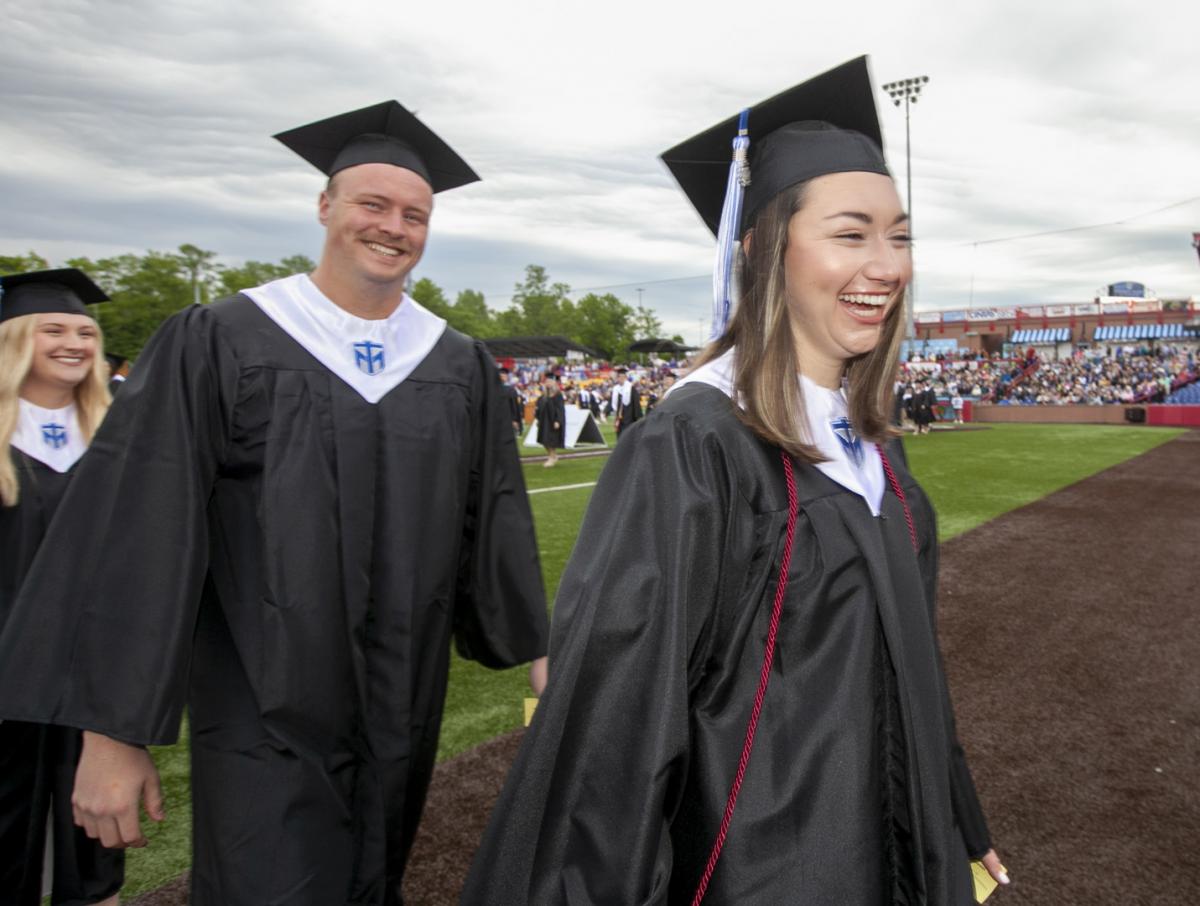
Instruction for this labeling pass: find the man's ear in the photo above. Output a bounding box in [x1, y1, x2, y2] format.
[318, 190, 330, 227]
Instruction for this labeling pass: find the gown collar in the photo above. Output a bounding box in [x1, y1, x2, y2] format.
[671, 348, 885, 515]
[243, 273, 447, 404]
[11, 398, 87, 473]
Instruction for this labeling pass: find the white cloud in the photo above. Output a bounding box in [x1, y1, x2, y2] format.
[2, 0, 1197, 345]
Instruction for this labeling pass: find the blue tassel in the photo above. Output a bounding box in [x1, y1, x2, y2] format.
[710, 108, 751, 341]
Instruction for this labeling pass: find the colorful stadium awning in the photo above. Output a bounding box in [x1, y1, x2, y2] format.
[1011, 328, 1071, 344]
[1092, 323, 1191, 341]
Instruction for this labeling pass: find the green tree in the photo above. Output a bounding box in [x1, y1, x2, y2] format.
[450, 288, 495, 338]
[279, 255, 316, 275]
[410, 277, 452, 320]
[493, 307, 525, 336]
[509, 265, 572, 336]
[67, 251, 192, 358]
[632, 304, 664, 341]
[216, 254, 316, 297]
[574, 292, 636, 361]
[174, 244, 219, 305]
[0, 251, 50, 275]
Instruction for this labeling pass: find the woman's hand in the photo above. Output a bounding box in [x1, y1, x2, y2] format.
[528, 656, 548, 696]
[980, 849, 1010, 886]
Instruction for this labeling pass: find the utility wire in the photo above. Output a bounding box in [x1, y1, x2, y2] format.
[956, 195, 1200, 248]
[480, 194, 1200, 301]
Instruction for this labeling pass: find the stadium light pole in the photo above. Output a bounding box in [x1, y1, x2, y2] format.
[882, 75, 929, 341]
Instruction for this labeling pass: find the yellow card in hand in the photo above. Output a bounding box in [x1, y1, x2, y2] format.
[524, 697, 539, 727]
[971, 861, 1002, 902]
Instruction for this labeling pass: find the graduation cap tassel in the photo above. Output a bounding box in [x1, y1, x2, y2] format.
[709, 109, 751, 341]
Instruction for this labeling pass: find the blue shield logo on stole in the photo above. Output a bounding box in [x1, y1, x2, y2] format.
[830, 416, 864, 467]
[41, 423, 68, 450]
[352, 341, 385, 375]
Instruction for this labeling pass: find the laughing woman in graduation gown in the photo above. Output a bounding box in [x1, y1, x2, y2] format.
[0, 269, 123, 906]
[463, 59, 1007, 905]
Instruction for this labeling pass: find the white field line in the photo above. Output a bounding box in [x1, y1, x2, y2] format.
[527, 481, 599, 495]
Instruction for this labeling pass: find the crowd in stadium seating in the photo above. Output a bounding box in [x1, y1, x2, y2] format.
[506, 342, 1198, 425]
[900, 342, 1198, 405]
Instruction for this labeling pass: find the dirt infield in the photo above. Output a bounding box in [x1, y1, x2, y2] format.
[133, 431, 1200, 905]
[935, 429, 1200, 905]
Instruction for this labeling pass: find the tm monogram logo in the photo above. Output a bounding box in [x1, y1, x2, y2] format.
[41, 423, 68, 450]
[353, 341, 385, 375]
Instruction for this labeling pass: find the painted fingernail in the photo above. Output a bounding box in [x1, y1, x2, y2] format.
[998, 871, 1010, 885]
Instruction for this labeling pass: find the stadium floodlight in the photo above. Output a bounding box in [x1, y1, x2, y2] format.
[881, 75, 930, 337]
[880, 74, 929, 229]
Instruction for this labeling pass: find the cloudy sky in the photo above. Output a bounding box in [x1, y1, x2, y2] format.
[4, 0, 1198, 342]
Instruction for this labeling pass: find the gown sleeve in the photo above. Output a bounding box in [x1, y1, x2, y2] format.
[910, 469, 994, 859]
[0, 304, 235, 746]
[460, 407, 739, 906]
[452, 344, 549, 669]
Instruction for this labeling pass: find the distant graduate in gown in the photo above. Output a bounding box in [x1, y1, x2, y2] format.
[463, 58, 1008, 905]
[103, 352, 128, 396]
[499, 366, 524, 433]
[0, 269, 123, 906]
[611, 366, 642, 437]
[535, 373, 567, 466]
[0, 103, 549, 906]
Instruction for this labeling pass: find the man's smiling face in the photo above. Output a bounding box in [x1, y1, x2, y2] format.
[317, 162, 434, 290]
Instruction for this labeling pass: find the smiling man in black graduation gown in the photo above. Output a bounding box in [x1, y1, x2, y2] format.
[0, 102, 549, 905]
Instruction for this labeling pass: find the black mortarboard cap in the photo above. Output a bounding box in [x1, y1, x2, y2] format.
[274, 100, 480, 193]
[660, 57, 888, 237]
[0, 268, 108, 324]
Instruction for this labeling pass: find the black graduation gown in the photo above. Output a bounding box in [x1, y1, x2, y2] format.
[0, 450, 124, 906]
[0, 296, 549, 906]
[535, 394, 567, 448]
[916, 390, 937, 427]
[614, 384, 643, 436]
[502, 382, 523, 427]
[461, 384, 990, 905]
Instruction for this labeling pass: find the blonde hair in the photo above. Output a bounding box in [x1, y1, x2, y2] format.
[694, 181, 906, 463]
[0, 314, 111, 506]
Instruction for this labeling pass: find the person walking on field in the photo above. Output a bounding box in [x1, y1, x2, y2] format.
[464, 57, 1007, 905]
[0, 102, 549, 906]
[611, 366, 642, 438]
[535, 372, 566, 467]
[0, 269, 124, 906]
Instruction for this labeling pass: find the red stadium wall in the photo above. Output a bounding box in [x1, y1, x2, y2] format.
[972, 405, 1129, 424]
[1146, 406, 1200, 427]
[971, 404, 1200, 426]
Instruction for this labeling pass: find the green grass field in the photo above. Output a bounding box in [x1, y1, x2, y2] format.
[119, 421, 1184, 896]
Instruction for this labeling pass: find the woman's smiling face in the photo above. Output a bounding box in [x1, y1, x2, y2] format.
[26, 312, 99, 393]
[782, 170, 912, 383]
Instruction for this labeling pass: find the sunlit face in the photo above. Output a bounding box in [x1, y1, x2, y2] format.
[782, 171, 912, 377]
[318, 163, 433, 289]
[26, 312, 99, 393]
